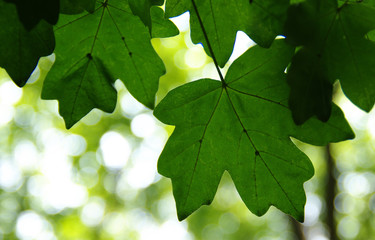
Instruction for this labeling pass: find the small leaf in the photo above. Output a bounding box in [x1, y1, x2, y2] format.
[151, 6, 179, 38]
[128, 0, 163, 31]
[0, 0, 55, 87]
[154, 40, 354, 221]
[128, 0, 178, 38]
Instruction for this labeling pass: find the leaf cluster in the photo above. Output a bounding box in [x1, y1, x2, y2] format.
[1, 0, 374, 222]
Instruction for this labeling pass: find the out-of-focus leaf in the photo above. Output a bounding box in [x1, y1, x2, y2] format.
[285, 0, 375, 123]
[287, 48, 333, 124]
[5, 0, 60, 30]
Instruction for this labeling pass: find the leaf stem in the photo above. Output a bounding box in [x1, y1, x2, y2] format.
[190, 0, 226, 85]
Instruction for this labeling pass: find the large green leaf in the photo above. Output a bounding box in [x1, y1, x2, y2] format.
[128, 0, 179, 38]
[285, 0, 375, 123]
[154, 40, 354, 221]
[5, 0, 60, 30]
[165, 0, 290, 67]
[42, 0, 166, 128]
[0, 0, 55, 87]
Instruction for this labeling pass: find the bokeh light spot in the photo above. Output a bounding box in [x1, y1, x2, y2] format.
[100, 131, 131, 170]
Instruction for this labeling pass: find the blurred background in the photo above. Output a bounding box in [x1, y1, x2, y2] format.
[0, 12, 374, 240]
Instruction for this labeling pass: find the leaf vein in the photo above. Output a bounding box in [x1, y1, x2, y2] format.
[225, 88, 299, 214]
[106, 7, 151, 102]
[227, 86, 288, 108]
[183, 89, 224, 208]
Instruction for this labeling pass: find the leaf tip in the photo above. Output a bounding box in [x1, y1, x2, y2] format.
[65, 120, 75, 130]
[292, 114, 305, 126]
[293, 211, 305, 223]
[347, 129, 356, 140]
[204, 199, 212, 206]
[177, 211, 189, 221]
[145, 100, 155, 110]
[11, 77, 27, 88]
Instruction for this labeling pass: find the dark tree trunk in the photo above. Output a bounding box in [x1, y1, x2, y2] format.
[289, 216, 306, 240]
[325, 144, 337, 240]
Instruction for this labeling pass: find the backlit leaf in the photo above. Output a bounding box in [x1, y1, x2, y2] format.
[154, 40, 354, 221]
[42, 0, 166, 128]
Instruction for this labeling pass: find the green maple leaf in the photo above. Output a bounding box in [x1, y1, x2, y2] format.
[42, 0, 167, 128]
[128, 0, 179, 38]
[60, 0, 178, 38]
[285, 0, 375, 123]
[165, 0, 289, 67]
[154, 40, 354, 221]
[0, 0, 55, 87]
[5, 0, 60, 30]
[60, 0, 96, 14]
